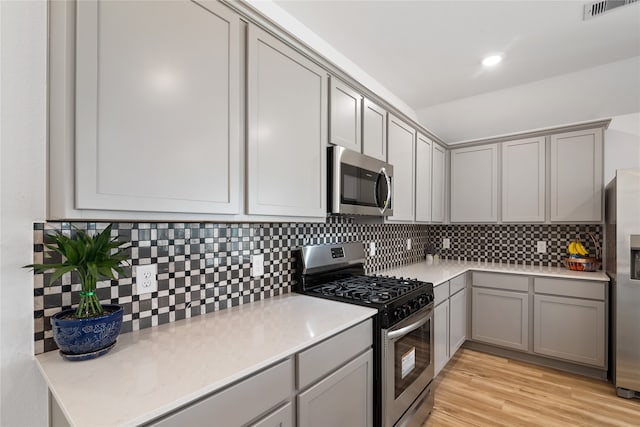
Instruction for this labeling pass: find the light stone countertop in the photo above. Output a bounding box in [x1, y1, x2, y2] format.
[378, 260, 609, 286]
[35, 294, 377, 427]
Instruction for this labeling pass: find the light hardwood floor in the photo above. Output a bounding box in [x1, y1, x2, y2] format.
[424, 348, 640, 426]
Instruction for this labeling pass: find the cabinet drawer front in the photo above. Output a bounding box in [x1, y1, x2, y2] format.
[297, 320, 372, 389]
[534, 295, 605, 367]
[472, 272, 528, 292]
[150, 359, 293, 427]
[449, 274, 466, 295]
[434, 282, 450, 306]
[534, 278, 605, 300]
[250, 402, 293, 427]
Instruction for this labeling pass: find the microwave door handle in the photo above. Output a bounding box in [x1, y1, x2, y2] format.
[378, 167, 391, 214]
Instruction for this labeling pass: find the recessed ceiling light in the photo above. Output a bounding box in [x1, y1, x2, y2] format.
[482, 54, 503, 67]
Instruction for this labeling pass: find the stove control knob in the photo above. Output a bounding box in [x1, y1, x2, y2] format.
[402, 305, 411, 317]
[393, 308, 402, 319]
[411, 300, 420, 310]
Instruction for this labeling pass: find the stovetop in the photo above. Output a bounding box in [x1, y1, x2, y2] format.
[294, 242, 434, 328]
[309, 275, 427, 304]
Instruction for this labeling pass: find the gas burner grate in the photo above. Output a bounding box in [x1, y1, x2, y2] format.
[311, 275, 425, 303]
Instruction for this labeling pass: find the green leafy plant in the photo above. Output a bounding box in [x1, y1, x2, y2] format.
[25, 224, 129, 319]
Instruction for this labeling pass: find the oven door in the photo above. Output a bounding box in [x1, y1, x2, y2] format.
[329, 146, 393, 216]
[382, 304, 434, 427]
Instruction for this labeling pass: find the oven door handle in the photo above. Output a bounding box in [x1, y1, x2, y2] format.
[387, 314, 429, 340]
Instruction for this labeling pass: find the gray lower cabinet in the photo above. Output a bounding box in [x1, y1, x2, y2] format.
[449, 288, 467, 356]
[298, 350, 373, 427]
[534, 295, 605, 367]
[149, 359, 294, 427]
[471, 273, 608, 375]
[147, 320, 373, 427]
[433, 274, 468, 377]
[533, 277, 607, 368]
[434, 298, 449, 377]
[472, 287, 529, 351]
[251, 403, 293, 427]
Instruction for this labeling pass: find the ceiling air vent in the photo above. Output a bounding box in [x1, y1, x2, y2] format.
[583, 0, 639, 20]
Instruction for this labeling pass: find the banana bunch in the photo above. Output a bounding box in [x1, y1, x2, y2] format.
[568, 240, 589, 257]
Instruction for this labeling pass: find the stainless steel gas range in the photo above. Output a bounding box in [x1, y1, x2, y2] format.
[295, 242, 435, 427]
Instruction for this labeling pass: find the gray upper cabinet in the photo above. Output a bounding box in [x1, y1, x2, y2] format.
[415, 133, 432, 223]
[450, 144, 498, 223]
[550, 128, 603, 222]
[387, 114, 416, 222]
[329, 77, 362, 152]
[74, 0, 241, 214]
[431, 143, 446, 223]
[362, 99, 387, 161]
[247, 24, 327, 217]
[502, 137, 546, 222]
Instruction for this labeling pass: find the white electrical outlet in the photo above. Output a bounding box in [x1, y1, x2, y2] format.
[369, 242, 376, 256]
[135, 264, 157, 295]
[252, 254, 265, 277]
[406, 238, 412, 250]
[537, 241, 547, 254]
[443, 238, 451, 249]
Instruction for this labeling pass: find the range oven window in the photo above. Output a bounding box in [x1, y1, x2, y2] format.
[393, 317, 431, 399]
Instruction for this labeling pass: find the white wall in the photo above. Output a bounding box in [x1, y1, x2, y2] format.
[245, 0, 418, 122]
[0, 1, 49, 425]
[417, 56, 640, 144]
[605, 112, 640, 184]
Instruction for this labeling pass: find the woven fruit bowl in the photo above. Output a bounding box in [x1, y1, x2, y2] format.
[563, 257, 601, 272]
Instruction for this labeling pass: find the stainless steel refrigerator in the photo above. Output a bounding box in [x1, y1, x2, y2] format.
[605, 168, 640, 398]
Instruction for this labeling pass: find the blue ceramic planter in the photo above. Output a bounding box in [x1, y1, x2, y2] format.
[51, 304, 123, 361]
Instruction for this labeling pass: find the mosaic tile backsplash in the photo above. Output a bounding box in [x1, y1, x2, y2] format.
[32, 220, 601, 354]
[32, 218, 429, 354]
[427, 224, 602, 265]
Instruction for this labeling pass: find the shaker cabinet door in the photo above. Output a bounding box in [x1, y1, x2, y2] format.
[415, 133, 433, 223]
[502, 137, 546, 222]
[550, 128, 603, 222]
[431, 144, 446, 223]
[246, 25, 327, 217]
[75, 0, 241, 214]
[450, 144, 498, 223]
[329, 77, 362, 152]
[434, 300, 450, 377]
[297, 349, 373, 427]
[534, 295, 605, 367]
[472, 287, 529, 351]
[362, 99, 387, 161]
[387, 114, 416, 222]
[449, 288, 467, 357]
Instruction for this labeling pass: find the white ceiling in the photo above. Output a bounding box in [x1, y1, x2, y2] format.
[273, 0, 640, 142]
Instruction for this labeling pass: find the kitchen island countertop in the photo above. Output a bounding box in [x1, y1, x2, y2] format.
[36, 294, 377, 427]
[379, 260, 609, 286]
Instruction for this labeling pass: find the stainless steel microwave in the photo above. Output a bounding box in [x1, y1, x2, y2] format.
[328, 146, 393, 216]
